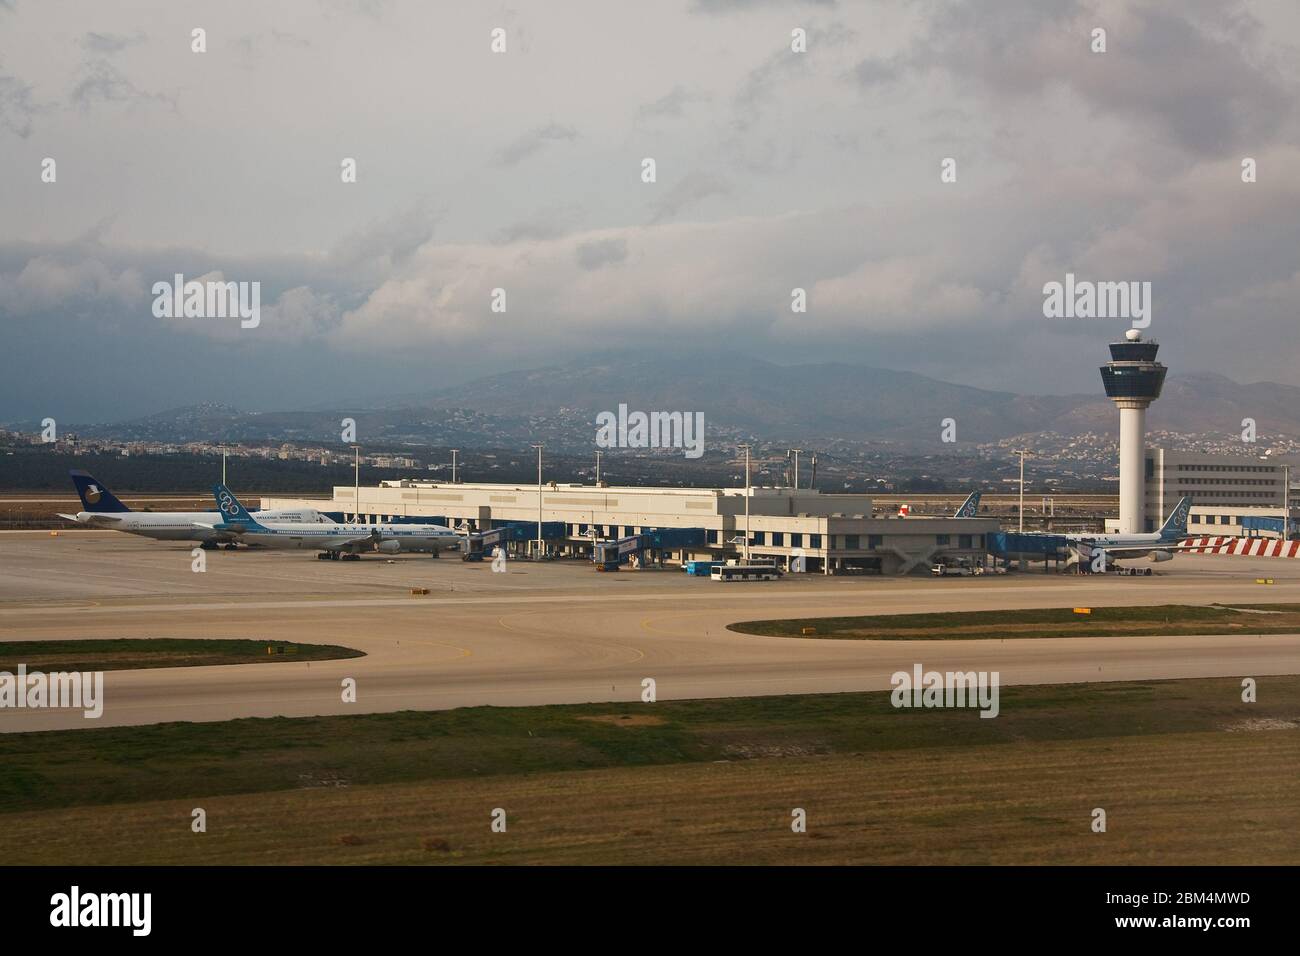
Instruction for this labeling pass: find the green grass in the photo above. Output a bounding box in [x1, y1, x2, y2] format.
[0, 675, 1295, 816]
[728, 603, 1300, 639]
[0, 638, 365, 673]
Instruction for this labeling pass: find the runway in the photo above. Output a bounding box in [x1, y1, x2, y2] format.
[2, 531, 1299, 732]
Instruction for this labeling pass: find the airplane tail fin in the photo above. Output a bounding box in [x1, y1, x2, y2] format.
[70, 470, 131, 513]
[1159, 496, 1193, 541]
[953, 491, 981, 518]
[213, 484, 263, 528]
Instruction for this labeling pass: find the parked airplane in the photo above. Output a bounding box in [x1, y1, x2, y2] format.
[202, 484, 462, 559]
[57, 470, 325, 546]
[899, 491, 982, 519]
[991, 496, 1194, 567]
[1072, 495, 1193, 566]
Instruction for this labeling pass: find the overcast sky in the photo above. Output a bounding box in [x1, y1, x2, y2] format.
[1, 0, 1298, 421]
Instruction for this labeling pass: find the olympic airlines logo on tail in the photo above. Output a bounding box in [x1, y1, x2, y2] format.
[218, 491, 240, 516]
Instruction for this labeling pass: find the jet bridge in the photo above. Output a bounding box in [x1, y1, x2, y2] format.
[593, 527, 708, 571]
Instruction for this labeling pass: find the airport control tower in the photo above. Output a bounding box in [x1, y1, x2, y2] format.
[1100, 329, 1167, 534]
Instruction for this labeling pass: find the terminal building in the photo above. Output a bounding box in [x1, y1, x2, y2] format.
[261, 481, 1000, 574]
[1143, 447, 1297, 539]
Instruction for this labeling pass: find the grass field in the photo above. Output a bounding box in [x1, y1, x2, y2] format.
[728, 603, 1300, 640]
[0, 638, 365, 673]
[0, 677, 1296, 864]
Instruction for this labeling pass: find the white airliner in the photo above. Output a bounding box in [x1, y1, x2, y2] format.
[201, 484, 462, 560]
[57, 470, 325, 546]
[1070, 495, 1194, 565]
[991, 496, 1195, 567]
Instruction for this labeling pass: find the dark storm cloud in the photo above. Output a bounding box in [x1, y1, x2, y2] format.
[1, 0, 1299, 421]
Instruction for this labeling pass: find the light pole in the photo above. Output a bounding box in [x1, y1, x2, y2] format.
[595, 450, 602, 486]
[221, 446, 228, 486]
[352, 445, 361, 523]
[739, 443, 752, 562]
[792, 448, 802, 491]
[1284, 462, 1291, 537]
[531, 443, 544, 559]
[1017, 449, 1029, 532]
[451, 449, 458, 484]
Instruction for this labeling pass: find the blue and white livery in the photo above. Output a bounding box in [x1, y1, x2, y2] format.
[202, 484, 462, 560]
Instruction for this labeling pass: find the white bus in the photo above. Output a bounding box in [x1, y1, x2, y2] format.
[711, 561, 781, 582]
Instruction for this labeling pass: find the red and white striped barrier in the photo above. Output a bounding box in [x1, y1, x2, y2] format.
[1178, 536, 1300, 558]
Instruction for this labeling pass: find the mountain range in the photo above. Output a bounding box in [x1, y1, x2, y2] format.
[41, 352, 1300, 450]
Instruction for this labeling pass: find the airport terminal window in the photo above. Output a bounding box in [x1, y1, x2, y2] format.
[959, 534, 972, 549]
[791, 533, 803, 548]
[772, 532, 784, 546]
[936, 534, 950, 545]
[844, 534, 859, 550]
[868, 534, 882, 548]
[810, 534, 822, 549]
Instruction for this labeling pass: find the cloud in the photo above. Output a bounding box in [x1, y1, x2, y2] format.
[693, 0, 837, 12]
[574, 237, 628, 271]
[896, 0, 1294, 157]
[0, 70, 37, 137]
[80, 32, 145, 55]
[649, 171, 731, 223]
[497, 123, 578, 166]
[0, 254, 146, 317]
[70, 58, 175, 112]
[637, 85, 708, 119]
[2, 0, 1299, 418]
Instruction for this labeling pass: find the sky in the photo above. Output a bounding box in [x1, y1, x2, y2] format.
[1, 0, 1298, 422]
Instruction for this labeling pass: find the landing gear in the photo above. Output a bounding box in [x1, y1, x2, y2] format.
[341, 553, 361, 561]
[317, 552, 332, 560]
[200, 541, 218, 550]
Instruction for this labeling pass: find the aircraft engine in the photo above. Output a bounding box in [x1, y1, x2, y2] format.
[1149, 550, 1174, 562]
[376, 539, 402, 554]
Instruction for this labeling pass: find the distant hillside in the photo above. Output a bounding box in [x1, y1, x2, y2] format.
[45, 354, 1300, 449]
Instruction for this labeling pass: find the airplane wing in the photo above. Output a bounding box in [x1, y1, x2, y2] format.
[78, 514, 125, 525]
[322, 535, 381, 552]
[191, 522, 244, 535]
[56, 513, 83, 523]
[1083, 542, 1219, 557]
